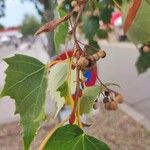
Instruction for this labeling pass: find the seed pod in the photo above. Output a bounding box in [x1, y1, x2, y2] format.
[110, 100, 118, 110]
[88, 55, 95, 62]
[105, 102, 111, 110]
[71, 1, 77, 7]
[78, 57, 89, 68]
[115, 94, 123, 103]
[103, 97, 109, 103]
[93, 53, 100, 61]
[97, 51, 106, 58]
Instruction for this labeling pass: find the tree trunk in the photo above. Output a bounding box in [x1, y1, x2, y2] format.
[43, 1, 56, 57]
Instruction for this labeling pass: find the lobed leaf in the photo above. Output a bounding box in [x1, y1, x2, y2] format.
[43, 124, 110, 150]
[0, 54, 48, 150]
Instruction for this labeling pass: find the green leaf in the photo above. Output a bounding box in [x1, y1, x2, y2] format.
[80, 86, 100, 115]
[0, 54, 48, 150]
[82, 16, 99, 40]
[100, 6, 113, 24]
[136, 51, 150, 74]
[122, 0, 150, 44]
[54, 8, 69, 53]
[44, 124, 110, 150]
[48, 61, 69, 115]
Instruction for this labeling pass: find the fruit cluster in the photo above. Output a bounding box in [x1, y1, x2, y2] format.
[72, 50, 106, 71]
[103, 91, 123, 110]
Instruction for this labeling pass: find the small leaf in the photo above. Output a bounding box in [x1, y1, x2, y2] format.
[35, 19, 63, 35]
[80, 85, 100, 115]
[44, 124, 110, 150]
[48, 62, 69, 115]
[0, 54, 48, 150]
[82, 16, 99, 40]
[54, 8, 69, 53]
[35, 13, 71, 35]
[136, 51, 150, 74]
[57, 81, 73, 105]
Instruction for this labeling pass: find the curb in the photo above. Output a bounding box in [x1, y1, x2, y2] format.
[119, 103, 150, 131]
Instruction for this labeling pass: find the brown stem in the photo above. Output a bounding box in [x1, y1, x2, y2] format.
[72, 0, 86, 42]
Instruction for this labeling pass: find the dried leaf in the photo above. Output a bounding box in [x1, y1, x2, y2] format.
[35, 13, 72, 35]
[123, 0, 142, 33]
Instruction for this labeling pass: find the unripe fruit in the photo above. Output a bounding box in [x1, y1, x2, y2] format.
[78, 57, 89, 68]
[71, 1, 77, 7]
[110, 101, 118, 110]
[115, 94, 123, 103]
[105, 102, 111, 110]
[97, 51, 106, 58]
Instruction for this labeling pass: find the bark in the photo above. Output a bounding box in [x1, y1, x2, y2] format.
[43, 0, 56, 57]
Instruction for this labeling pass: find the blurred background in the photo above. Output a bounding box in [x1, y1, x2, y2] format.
[0, 0, 150, 150]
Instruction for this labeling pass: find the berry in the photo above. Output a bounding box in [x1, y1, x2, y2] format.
[78, 57, 89, 68]
[97, 51, 106, 58]
[110, 100, 118, 110]
[115, 94, 123, 103]
[71, 1, 77, 7]
[105, 102, 111, 110]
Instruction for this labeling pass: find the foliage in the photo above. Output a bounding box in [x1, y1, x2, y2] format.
[20, 15, 41, 37]
[0, 0, 5, 17]
[0, 0, 149, 150]
[0, 54, 48, 150]
[44, 124, 110, 150]
[136, 47, 150, 74]
[0, 23, 4, 29]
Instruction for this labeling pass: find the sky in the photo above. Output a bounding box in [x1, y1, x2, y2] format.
[0, 0, 40, 27]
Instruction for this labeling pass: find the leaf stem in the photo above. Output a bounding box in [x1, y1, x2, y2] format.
[39, 116, 69, 150]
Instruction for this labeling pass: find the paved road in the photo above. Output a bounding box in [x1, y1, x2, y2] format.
[0, 42, 150, 127]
